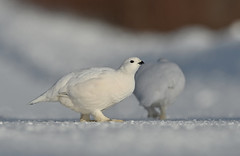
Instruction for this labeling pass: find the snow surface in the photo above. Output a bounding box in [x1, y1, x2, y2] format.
[0, 119, 240, 156]
[0, 0, 240, 155]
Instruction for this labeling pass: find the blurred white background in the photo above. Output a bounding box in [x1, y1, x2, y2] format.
[0, 0, 240, 120]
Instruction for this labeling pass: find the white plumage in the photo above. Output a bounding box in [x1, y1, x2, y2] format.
[30, 57, 144, 122]
[134, 58, 185, 120]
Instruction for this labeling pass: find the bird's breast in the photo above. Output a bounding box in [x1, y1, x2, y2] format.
[111, 75, 135, 101]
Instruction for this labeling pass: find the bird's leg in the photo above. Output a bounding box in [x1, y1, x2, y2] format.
[145, 106, 159, 118]
[92, 110, 123, 122]
[92, 110, 110, 122]
[80, 114, 91, 122]
[159, 105, 166, 120]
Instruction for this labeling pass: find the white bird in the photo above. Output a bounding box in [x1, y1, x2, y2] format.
[134, 58, 185, 120]
[30, 57, 144, 122]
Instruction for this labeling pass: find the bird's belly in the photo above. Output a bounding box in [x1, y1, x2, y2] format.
[68, 78, 134, 112]
[72, 88, 131, 112]
[58, 96, 87, 113]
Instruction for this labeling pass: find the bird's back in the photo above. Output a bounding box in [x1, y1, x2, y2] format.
[40, 68, 114, 101]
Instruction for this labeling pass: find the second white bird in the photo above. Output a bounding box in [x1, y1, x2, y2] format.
[134, 58, 185, 120]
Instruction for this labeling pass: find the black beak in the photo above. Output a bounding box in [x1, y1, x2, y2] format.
[138, 61, 144, 65]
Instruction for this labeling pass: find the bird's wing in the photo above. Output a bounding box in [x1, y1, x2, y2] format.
[71, 67, 114, 84]
[58, 67, 115, 94]
[164, 63, 185, 90]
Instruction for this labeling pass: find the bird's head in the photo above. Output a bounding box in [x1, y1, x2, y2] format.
[119, 57, 144, 74]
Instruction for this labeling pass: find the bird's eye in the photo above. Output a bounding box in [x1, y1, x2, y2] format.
[130, 60, 134, 63]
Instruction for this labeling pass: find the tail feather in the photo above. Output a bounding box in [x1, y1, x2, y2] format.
[29, 92, 49, 105]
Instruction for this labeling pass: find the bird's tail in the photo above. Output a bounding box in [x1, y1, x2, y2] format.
[29, 91, 50, 105]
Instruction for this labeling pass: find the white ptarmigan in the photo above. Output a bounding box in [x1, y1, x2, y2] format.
[134, 58, 185, 120]
[30, 57, 144, 122]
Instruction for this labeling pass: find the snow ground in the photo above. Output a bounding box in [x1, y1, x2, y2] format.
[1, 119, 240, 156]
[0, 0, 240, 155]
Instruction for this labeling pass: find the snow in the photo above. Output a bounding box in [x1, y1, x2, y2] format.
[0, 119, 240, 156]
[0, 0, 240, 155]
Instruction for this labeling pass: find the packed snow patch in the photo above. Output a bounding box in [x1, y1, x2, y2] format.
[0, 119, 240, 156]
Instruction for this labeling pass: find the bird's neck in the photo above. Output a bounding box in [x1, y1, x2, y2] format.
[118, 65, 137, 76]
